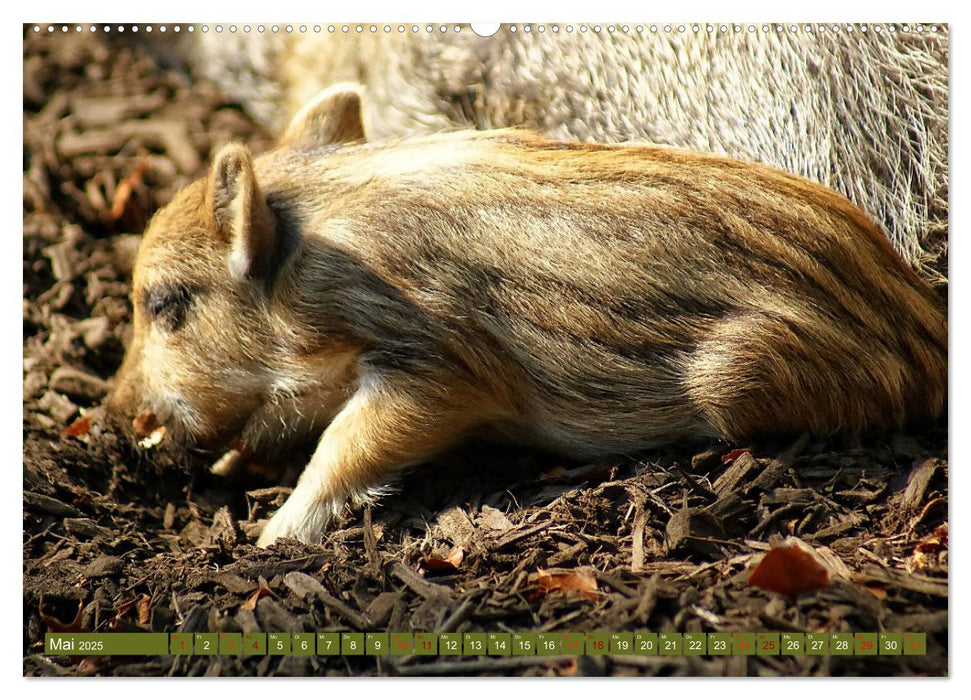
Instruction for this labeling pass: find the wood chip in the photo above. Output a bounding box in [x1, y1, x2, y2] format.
[630, 501, 647, 571]
[749, 433, 810, 492]
[282, 571, 369, 629]
[49, 367, 108, 402]
[24, 491, 81, 518]
[391, 562, 453, 601]
[713, 451, 759, 496]
[901, 458, 942, 512]
[475, 505, 513, 532]
[856, 565, 948, 597]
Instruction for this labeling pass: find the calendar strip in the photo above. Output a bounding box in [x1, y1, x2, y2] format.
[45, 631, 926, 657]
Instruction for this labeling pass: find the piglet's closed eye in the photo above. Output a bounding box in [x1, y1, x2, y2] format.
[208, 143, 277, 281]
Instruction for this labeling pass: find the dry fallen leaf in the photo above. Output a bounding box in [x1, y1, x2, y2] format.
[721, 448, 752, 464]
[864, 585, 888, 600]
[241, 585, 272, 611]
[915, 523, 948, 554]
[63, 414, 91, 440]
[136, 594, 151, 625]
[420, 547, 465, 574]
[531, 567, 600, 601]
[39, 597, 85, 633]
[748, 538, 832, 597]
[909, 523, 948, 572]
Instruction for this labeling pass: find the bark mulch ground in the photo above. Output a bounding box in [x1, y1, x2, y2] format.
[22, 30, 948, 677]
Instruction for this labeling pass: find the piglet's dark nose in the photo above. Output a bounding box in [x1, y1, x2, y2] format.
[133, 409, 161, 439]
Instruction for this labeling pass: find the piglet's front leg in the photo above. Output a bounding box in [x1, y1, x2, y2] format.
[256, 375, 489, 547]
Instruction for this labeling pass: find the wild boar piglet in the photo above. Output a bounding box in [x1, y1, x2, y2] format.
[108, 84, 947, 547]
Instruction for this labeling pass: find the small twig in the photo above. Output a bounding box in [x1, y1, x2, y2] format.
[630, 501, 647, 571]
[670, 462, 718, 501]
[436, 595, 479, 633]
[363, 507, 381, 577]
[496, 521, 560, 549]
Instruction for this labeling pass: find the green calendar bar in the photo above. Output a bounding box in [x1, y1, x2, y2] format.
[41, 630, 930, 657]
[45, 633, 169, 656]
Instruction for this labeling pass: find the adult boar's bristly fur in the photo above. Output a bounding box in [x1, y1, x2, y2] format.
[108, 84, 947, 547]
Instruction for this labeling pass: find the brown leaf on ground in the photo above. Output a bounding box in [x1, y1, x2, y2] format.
[864, 585, 889, 599]
[915, 523, 948, 554]
[530, 567, 600, 601]
[63, 415, 91, 439]
[748, 539, 832, 597]
[419, 547, 465, 574]
[136, 594, 151, 625]
[240, 585, 272, 611]
[39, 597, 85, 633]
[909, 523, 948, 572]
[721, 448, 752, 464]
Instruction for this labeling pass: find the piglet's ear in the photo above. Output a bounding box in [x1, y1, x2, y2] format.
[280, 82, 366, 150]
[209, 143, 277, 281]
